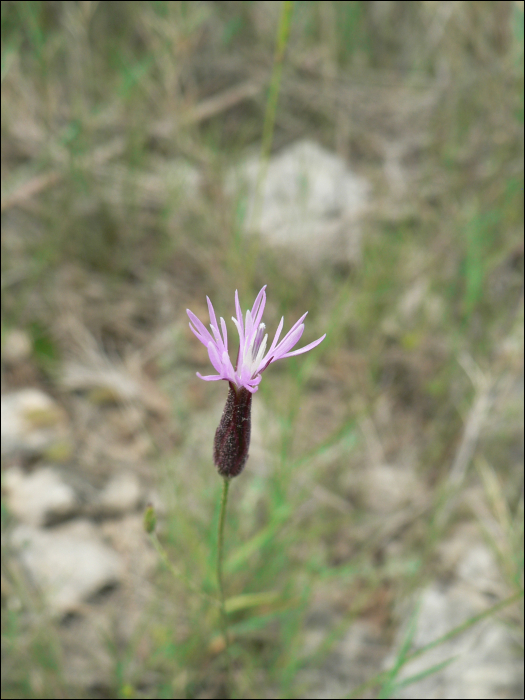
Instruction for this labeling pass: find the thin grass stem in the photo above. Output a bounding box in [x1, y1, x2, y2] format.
[147, 531, 219, 607]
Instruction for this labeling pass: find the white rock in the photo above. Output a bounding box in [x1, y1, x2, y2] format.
[11, 520, 123, 616]
[297, 619, 386, 698]
[2, 329, 32, 364]
[226, 139, 369, 266]
[97, 471, 142, 515]
[364, 462, 422, 513]
[3, 465, 77, 526]
[386, 575, 522, 699]
[456, 543, 503, 597]
[1, 388, 68, 457]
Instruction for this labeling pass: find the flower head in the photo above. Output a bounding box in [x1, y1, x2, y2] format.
[187, 286, 326, 394]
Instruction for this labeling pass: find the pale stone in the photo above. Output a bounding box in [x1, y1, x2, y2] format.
[4, 465, 77, 526]
[1, 389, 69, 457]
[226, 140, 369, 267]
[97, 471, 142, 515]
[385, 540, 522, 699]
[11, 520, 123, 616]
[3, 329, 32, 364]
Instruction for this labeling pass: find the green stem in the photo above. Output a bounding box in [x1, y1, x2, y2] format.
[258, 0, 294, 176]
[217, 477, 231, 656]
[241, 0, 294, 286]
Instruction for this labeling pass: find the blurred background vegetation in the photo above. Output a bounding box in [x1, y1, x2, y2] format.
[1, 1, 523, 698]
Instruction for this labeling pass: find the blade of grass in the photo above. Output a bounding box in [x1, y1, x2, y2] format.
[378, 600, 422, 699]
[389, 656, 457, 695]
[241, 0, 294, 288]
[225, 591, 281, 614]
[225, 504, 291, 574]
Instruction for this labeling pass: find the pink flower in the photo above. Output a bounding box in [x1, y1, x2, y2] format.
[187, 286, 326, 394]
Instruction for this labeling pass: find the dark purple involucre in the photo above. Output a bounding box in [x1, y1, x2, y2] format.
[214, 383, 253, 478]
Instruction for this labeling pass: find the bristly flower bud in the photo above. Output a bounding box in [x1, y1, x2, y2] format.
[214, 382, 253, 478]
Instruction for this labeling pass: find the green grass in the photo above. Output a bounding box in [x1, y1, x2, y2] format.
[1, 1, 523, 698]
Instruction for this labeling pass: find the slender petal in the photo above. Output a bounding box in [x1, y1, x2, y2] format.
[207, 341, 224, 375]
[234, 290, 244, 344]
[206, 297, 219, 340]
[278, 312, 308, 346]
[281, 333, 326, 357]
[220, 317, 228, 352]
[272, 324, 305, 359]
[251, 286, 267, 328]
[264, 316, 284, 360]
[187, 310, 214, 345]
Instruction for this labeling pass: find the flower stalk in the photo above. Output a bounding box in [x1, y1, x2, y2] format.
[217, 477, 231, 655]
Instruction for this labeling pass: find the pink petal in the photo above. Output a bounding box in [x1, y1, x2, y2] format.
[187, 310, 214, 346]
[206, 296, 219, 335]
[235, 290, 244, 342]
[264, 316, 284, 360]
[251, 286, 267, 328]
[196, 372, 223, 381]
[207, 341, 224, 374]
[273, 324, 305, 358]
[281, 334, 326, 358]
[220, 317, 228, 352]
